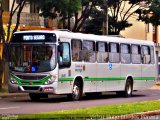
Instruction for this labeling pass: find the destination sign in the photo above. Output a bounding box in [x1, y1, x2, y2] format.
[11, 33, 56, 43]
[23, 35, 45, 41]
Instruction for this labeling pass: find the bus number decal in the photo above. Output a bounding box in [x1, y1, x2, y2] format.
[108, 63, 112, 70]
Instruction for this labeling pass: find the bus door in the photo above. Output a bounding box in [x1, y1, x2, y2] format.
[57, 40, 73, 94]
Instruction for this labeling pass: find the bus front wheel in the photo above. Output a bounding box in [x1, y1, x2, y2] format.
[71, 81, 82, 101]
[29, 93, 48, 101]
[29, 93, 40, 101]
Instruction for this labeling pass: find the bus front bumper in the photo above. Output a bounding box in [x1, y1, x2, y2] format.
[8, 82, 56, 94]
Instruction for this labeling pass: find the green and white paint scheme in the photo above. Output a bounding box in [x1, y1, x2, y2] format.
[8, 30, 157, 101]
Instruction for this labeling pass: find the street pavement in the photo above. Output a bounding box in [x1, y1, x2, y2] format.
[0, 85, 160, 119]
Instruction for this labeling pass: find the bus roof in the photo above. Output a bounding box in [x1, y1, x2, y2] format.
[14, 30, 154, 46]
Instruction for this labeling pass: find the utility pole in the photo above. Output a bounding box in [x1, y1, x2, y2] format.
[103, 0, 108, 35]
[0, 0, 2, 42]
[0, 0, 2, 89]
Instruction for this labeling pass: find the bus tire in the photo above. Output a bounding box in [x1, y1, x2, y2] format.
[71, 81, 82, 101]
[29, 93, 40, 101]
[124, 79, 133, 97]
[116, 79, 133, 97]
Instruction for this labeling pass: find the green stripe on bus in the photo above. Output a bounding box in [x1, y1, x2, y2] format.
[83, 77, 125, 81]
[59, 78, 73, 81]
[134, 77, 155, 80]
[59, 77, 155, 82]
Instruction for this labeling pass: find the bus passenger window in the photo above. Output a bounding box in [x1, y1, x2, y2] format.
[150, 46, 155, 64]
[83, 40, 96, 62]
[71, 40, 82, 62]
[120, 44, 131, 64]
[131, 45, 141, 64]
[97, 42, 108, 63]
[142, 46, 151, 64]
[109, 43, 120, 63]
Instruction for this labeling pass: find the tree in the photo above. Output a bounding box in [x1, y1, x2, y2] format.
[83, 7, 104, 35]
[83, 0, 147, 35]
[38, 0, 104, 31]
[137, 0, 160, 40]
[38, 0, 152, 35]
[38, 0, 81, 29]
[0, 0, 28, 89]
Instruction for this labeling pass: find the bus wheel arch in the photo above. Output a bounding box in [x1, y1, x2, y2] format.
[116, 76, 133, 97]
[70, 76, 83, 101]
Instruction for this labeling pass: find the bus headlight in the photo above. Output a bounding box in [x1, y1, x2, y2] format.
[10, 76, 18, 84]
[44, 76, 56, 85]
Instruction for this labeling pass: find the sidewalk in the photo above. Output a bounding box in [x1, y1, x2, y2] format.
[0, 92, 28, 98]
[0, 85, 27, 98]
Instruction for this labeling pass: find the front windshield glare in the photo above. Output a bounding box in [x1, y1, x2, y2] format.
[10, 45, 56, 73]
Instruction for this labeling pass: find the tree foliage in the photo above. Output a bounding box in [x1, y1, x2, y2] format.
[38, 0, 103, 31]
[38, 0, 81, 29]
[83, 7, 104, 35]
[84, 0, 143, 35]
[137, 0, 160, 26]
[0, 0, 28, 88]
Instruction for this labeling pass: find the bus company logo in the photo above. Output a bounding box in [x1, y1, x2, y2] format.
[29, 81, 33, 85]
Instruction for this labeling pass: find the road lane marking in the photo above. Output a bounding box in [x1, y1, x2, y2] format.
[0, 106, 20, 110]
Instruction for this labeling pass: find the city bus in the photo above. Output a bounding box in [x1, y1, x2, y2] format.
[8, 30, 157, 101]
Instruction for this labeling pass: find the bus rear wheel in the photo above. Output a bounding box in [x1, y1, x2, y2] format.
[125, 79, 133, 97]
[116, 79, 133, 97]
[71, 81, 82, 101]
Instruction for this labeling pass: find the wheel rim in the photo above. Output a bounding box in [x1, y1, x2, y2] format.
[72, 85, 79, 100]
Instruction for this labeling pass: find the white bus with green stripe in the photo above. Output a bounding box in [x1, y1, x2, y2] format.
[8, 30, 157, 101]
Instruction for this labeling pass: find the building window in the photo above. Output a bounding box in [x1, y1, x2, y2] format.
[30, 0, 39, 13]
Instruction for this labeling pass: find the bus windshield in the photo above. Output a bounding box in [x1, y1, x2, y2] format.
[9, 45, 56, 73]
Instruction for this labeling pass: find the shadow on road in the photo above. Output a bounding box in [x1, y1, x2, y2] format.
[11, 92, 146, 103]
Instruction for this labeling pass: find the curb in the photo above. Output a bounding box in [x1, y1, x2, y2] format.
[109, 110, 160, 120]
[0, 93, 28, 98]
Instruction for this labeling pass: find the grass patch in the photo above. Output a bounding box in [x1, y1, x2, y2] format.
[16, 100, 160, 119]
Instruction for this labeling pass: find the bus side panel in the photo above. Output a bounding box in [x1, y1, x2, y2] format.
[83, 63, 97, 93]
[97, 63, 122, 92]
[56, 68, 73, 94]
[137, 64, 156, 89]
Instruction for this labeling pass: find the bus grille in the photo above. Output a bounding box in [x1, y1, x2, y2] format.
[22, 86, 40, 91]
[17, 75, 46, 80]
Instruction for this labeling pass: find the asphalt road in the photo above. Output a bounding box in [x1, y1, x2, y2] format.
[0, 89, 160, 115]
